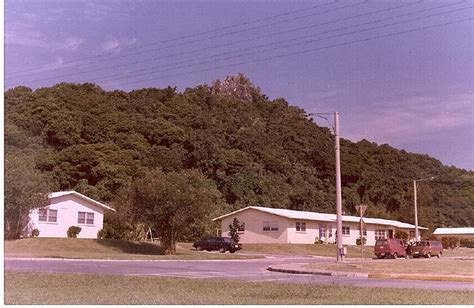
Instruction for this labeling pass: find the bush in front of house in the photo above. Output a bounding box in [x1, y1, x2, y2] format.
[460, 238, 474, 248]
[314, 237, 323, 244]
[31, 229, 40, 237]
[67, 226, 82, 238]
[441, 236, 459, 250]
[97, 229, 104, 240]
[394, 230, 408, 240]
[356, 236, 367, 245]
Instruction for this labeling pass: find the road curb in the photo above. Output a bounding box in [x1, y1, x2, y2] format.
[267, 265, 474, 282]
[267, 266, 368, 278]
[367, 273, 474, 282]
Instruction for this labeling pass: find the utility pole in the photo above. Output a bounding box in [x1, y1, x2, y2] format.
[413, 180, 419, 241]
[308, 111, 345, 262]
[334, 112, 344, 262]
[413, 176, 435, 242]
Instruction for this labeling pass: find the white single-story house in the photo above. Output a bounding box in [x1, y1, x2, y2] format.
[213, 206, 427, 246]
[433, 227, 474, 238]
[25, 191, 115, 239]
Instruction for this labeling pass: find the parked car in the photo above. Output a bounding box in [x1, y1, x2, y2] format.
[193, 237, 242, 253]
[374, 238, 408, 259]
[410, 240, 443, 258]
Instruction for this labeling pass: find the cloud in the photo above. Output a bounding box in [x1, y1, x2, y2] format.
[5, 21, 46, 47]
[101, 38, 137, 53]
[102, 39, 120, 52]
[83, 1, 130, 22]
[344, 94, 474, 145]
[57, 37, 84, 51]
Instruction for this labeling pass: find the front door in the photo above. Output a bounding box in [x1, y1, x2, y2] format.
[388, 230, 394, 238]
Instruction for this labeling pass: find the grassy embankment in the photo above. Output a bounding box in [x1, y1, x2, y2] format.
[306, 256, 474, 277]
[6, 238, 474, 260]
[4, 238, 256, 260]
[5, 271, 473, 305]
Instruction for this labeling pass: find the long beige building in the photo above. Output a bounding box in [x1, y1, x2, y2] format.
[213, 206, 426, 246]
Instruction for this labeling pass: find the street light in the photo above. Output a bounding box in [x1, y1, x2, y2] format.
[413, 176, 435, 241]
[308, 112, 344, 262]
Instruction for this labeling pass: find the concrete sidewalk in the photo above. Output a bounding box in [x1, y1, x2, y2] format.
[267, 262, 474, 283]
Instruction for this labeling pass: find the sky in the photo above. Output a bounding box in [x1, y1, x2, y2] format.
[5, 0, 474, 170]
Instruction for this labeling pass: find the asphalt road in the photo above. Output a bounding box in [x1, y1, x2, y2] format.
[4, 255, 474, 291]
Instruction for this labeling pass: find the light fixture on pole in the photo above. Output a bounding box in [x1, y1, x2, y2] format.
[308, 112, 344, 262]
[413, 176, 435, 241]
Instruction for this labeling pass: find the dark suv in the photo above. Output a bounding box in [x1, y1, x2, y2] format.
[193, 237, 242, 253]
[410, 240, 443, 258]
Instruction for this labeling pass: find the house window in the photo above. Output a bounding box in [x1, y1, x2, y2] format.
[296, 222, 306, 232]
[238, 222, 245, 233]
[342, 226, 350, 236]
[78, 211, 94, 225]
[375, 229, 386, 240]
[409, 230, 415, 239]
[263, 221, 279, 232]
[271, 222, 279, 231]
[38, 209, 58, 223]
[319, 225, 333, 238]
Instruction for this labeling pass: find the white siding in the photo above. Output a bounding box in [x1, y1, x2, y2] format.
[221, 208, 289, 243]
[27, 194, 105, 239]
[287, 220, 319, 244]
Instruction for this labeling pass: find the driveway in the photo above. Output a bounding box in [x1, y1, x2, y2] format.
[4, 255, 474, 291]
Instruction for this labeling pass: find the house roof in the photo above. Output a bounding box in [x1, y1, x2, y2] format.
[213, 206, 427, 230]
[433, 227, 474, 235]
[50, 191, 116, 212]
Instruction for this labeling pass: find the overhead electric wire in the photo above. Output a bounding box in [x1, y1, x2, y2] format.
[13, 0, 422, 83]
[101, 16, 473, 89]
[90, 4, 474, 86]
[8, 0, 340, 76]
[9, 0, 350, 78]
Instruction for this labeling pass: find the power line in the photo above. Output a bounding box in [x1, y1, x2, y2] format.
[8, 0, 340, 76]
[91, 4, 474, 86]
[102, 16, 473, 89]
[11, 0, 419, 83]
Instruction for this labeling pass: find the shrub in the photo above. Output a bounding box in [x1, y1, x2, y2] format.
[441, 236, 459, 250]
[67, 226, 82, 238]
[460, 238, 474, 248]
[31, 229, 40, 237]
[228, 218, 245, 243]
[394, 231, 408, 240]
[314, 237, 323, 244]
[97, 229, 104, 240]
[356, 236, 367, 245]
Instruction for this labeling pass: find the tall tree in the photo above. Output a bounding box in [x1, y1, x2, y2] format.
[4, 154, 51, 239]
[126, 168, 225, 254]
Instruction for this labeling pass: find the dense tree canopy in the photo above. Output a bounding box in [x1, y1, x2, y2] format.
[4, 76, 473, 241]
[4, 153, 51, 239]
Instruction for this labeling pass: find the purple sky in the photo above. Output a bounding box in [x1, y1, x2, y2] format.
[5, 0, 474, 170]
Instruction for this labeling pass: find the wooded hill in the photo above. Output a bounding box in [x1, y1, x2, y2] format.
[5, 75, 473, 234]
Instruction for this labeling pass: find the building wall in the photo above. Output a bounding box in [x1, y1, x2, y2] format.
[286, 219, 321, 244]
[26, 194, 105, 239]
[220, 209, 289, 243]
[435, 234, 474, 239]
[219, 209, 417, 245]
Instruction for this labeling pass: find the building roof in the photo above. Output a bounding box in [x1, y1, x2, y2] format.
[433, 227, 474, 235]
[50, 191, 116, 212]
[213, 206, 427, 230]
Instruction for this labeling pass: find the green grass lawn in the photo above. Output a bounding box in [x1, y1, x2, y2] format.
[242, 243, 375, 258]
[5, 271, 473, 305]
[6, 238, 474, 261]
[306, 258, 474, 276]
[4, 238, 257, 260]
